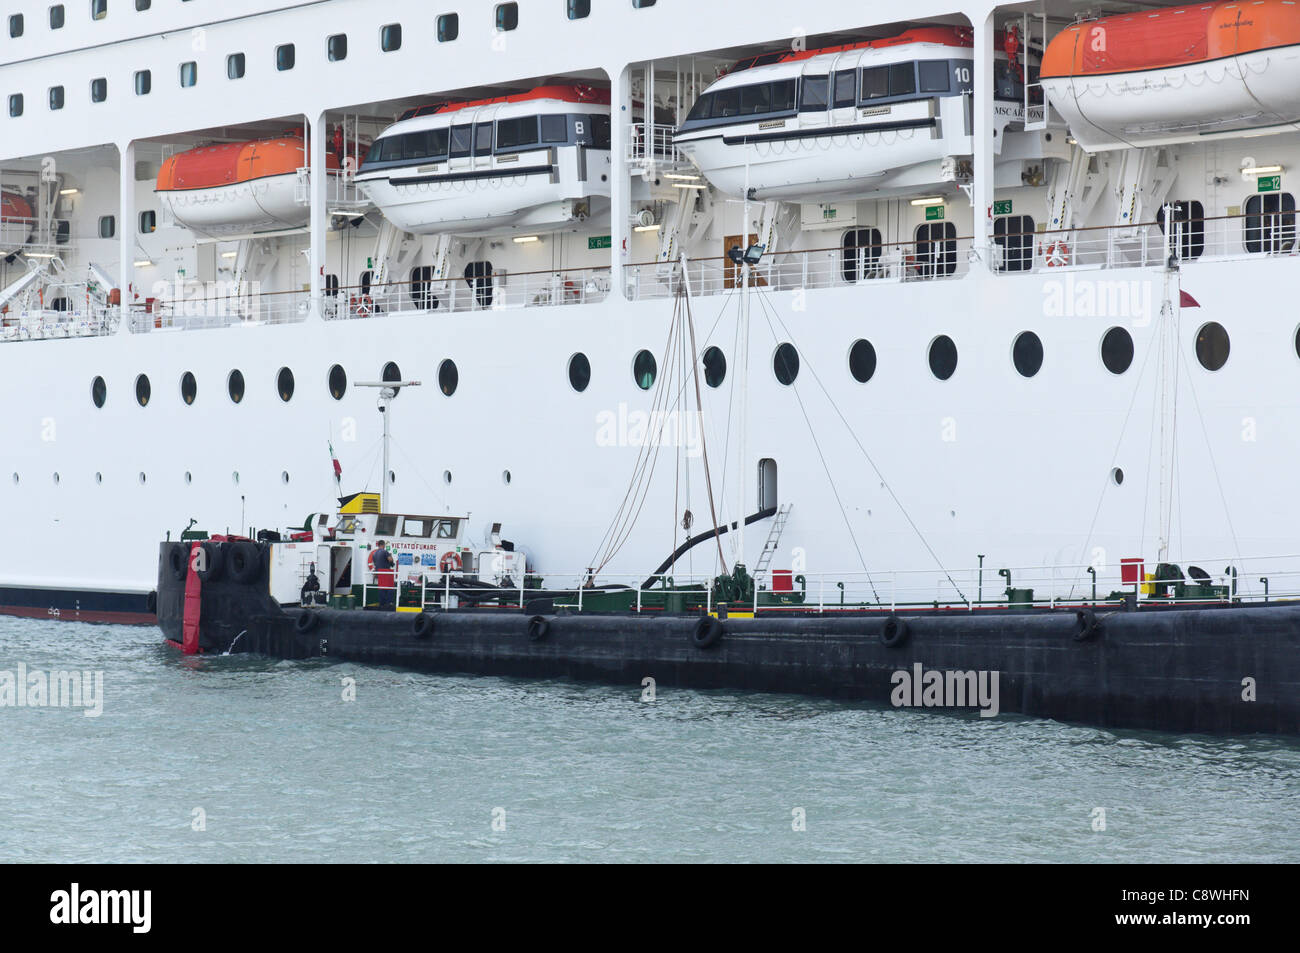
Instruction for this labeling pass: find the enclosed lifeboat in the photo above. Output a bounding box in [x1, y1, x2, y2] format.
[673, 27, 1043, 201]
[355, 84, 611, 235]
[1041, 1, 1300, 151]
[155, 133, 340, 238]
[1, 191, 33, 256]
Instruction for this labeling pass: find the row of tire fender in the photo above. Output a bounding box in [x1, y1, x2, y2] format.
[167, 540, 264, 585]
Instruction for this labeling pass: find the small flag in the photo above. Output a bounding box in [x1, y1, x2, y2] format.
[1179, 290, 1201, 308]
[328, 441, 342, 482]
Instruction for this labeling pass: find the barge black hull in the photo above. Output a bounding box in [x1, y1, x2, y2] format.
[156, 543, 1300, 735]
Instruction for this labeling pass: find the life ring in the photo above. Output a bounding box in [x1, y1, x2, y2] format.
[228, 541, 263, 585]
[196, 541, 224, 582]
[354, 295, 374, 317]
[1074, 607, 1102, 642]
[563, 280, 581, 300]
[1044, 241, 1070, 267]
[691, 615, 723, 650]
[527, 614, 550, 642]
[412, 612, 436, 640]
[295, 610, 319, 634]
[880, 614, 909, 648]
[439, 551, 462, 574]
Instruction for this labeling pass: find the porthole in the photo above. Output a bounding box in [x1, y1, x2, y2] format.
[1012, 331, 1043, 378]
[228, 369, 245, 403]
[52, 472, 60, 485]
[91, 375, 106, 408]
[773, 342, 799, 386]
[185, 471, 192, 485]
[928, 335, 958, 381]
[389, 470, 396, 486]
[438, 359, 458, 396]
[135, 374, 151, 406]
[1111, 467, 1124, 486]
[702, 346, 726, 388]
[95, 472, 103, 485]
[277, 366, 295, 401]
[848, 339, 877, 383]
[138, 472, 147, 485]
[10, 473, 17, 485]
[281, 471, 290, 485]
[633, 350, 657, 390]
[502, 470, 512, 485]
[1295, 325, 1300, 361]
[180, 371, 197, 405]
[382, 361, 401, 383]
[1101, 327, 1134, 375]
[232, 471, 240, 485]
[442, 470, 453, 485]
[568, 352, 591, 392]
[328, 364, 347, 400]
[1195, 322, 1230, 371]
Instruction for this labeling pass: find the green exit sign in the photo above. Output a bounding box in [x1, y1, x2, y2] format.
[993, 199, 1013, 216]
[925, 205, 945, 221]
[1257, 175, 1281, 192]
[588, 235, 612, 250]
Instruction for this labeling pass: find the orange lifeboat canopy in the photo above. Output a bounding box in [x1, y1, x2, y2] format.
[1042, 0, 1300, 77]
[156, 135, 341, 192]
[1, 190, 33, 220]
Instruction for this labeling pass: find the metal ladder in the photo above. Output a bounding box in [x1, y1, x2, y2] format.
[753, 503, 792, 574]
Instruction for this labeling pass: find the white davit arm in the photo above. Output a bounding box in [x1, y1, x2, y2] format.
[87, 261, 117, 302]
[0, 267, 42, 312]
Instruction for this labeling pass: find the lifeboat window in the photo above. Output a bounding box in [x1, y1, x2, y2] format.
[436, 13, 459, 43]
[91, 0, 106, 21]
[327, 34, 347, 62]
[90, 77, 107, 103]
[702, 346, 726, 388]
[633, 350, 657, 390]
[739, 84, 770, 116]
[276, 43, 296, 72]
[465, 260, 493, 306]
[1157, 201, 1205, 261]
[567, 0, 591, 19]
[497, 116, 539, 151]
[450, 125, 472, 158]
[888, 63, 916, 97]
[711, 88, 740, 119]
[277, 367, 295, 402]
[914, 222, 957, 278]
[179, 61, 197, 87]
[49, 86, 64, 111]
[50, 5, 65, 30]
[473, 123, 493, 156]
[381, 24, 402, 52]
[427, 128, 451, 159]
[993, 215, 1034, 272]
[325, 274, 339, 297]
[227, 53, 245, 80]
[495, 3, 518, 31]
[591, 114, 611, 149]
[360, 270, 373, 295]
[8, 14, 22, 38]
[568, 353, 591, 392]
[134, 70, 151, 96]
[773, 343, 799, 386]
[8, 94, 21, 117]
[799, 76, 828, 112]
[540, 114, 567, 144]
[139, 210, 156, 234]
[685, 93, 714, 122]
[98, 215, 115, 239]
[919, 60, 949, 93]
[410, 266, 434, 309]
[861, 67, 889, 100]
[1244, 193, 1296, 254]
[832, 70, 856, 108]
[438, 359, 459, 397]
[842, 228, 883, 282]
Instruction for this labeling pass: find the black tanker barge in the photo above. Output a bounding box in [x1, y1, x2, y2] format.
[155, 539, 1300, 735]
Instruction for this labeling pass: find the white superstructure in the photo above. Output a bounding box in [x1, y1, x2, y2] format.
[2, 0, 1300, 613]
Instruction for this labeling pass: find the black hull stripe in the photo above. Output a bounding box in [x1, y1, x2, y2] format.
[677, 117, 937, 148]
[363, 164, 556, 187]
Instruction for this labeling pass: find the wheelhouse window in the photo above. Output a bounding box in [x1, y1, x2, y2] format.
[276, 44, 295, 71]
[993, 214, 1035, 272]
[50, 5, 65, 30]
[327, 33, 347, 62]
[832, 70, 856, 108]
[1244, 192, 1296, 254]
[842, 228, 883, 282]
[227, 53, 245, 79]
[1157, 200, 1205, 260]
[799, 75, 828, 111]
[380, 23, 402, 51]
[134, 70, 151, 95]
[180, 61, 197, 87]
[914, 222, 957, 278]
[495, 3, 518, 31]
[437, 13, 458, 42]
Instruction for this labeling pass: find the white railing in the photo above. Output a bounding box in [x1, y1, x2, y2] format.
[1, 306, 117, 341]
[627, 122, 688, 168]
[129, 289, 313, 332]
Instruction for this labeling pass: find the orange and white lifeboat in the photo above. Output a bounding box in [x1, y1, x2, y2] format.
[355, 84, 611, 235]
[1041, 1, 1300, 151]
[1, 191, 33, 256]
[155, 133, 340, 237]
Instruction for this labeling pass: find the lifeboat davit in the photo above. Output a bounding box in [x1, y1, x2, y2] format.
[355, 84, 611, 235]
[1041, 1, 1300, 151]
[1, 191, 33, 256]
[155, 133, 340, 238]
[674, 27, 1040, 201]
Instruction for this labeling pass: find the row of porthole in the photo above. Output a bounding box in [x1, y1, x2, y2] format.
[91, 360, 460, 408]
[14, 467, 514, 487]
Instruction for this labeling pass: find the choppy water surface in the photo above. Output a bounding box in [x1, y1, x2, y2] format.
[1, 616, 1296, 863]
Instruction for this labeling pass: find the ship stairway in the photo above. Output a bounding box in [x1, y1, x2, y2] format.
[753, 503, 792, 575]
[1109, 147, 1174, 263]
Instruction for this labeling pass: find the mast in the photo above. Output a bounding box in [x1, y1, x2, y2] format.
[735, 161, 751, 569]
[1156, 203, 1179, 564]
[356, 379, 422, 511]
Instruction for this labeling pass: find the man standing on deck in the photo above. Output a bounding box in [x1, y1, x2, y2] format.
[369, 541, 396, 609]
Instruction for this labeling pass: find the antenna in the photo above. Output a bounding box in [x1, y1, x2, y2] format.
[355, 379, 422, 512]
